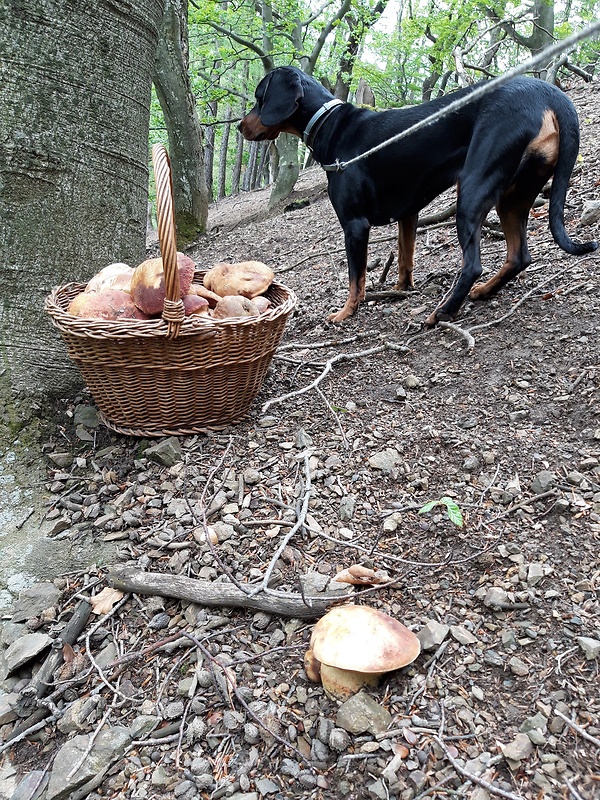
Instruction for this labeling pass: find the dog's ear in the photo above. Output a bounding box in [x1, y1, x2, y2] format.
[259, 68, 304, 127]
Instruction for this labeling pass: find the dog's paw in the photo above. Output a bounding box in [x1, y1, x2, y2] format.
[327, 309, 350, 323]
[423, 311, 439, 328]
[469, 282, 490, 301]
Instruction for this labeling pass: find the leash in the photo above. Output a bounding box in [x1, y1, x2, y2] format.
[318, 20, 600, 173]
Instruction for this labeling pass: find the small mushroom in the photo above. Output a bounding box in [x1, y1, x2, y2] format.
[304, 604, 420, 701]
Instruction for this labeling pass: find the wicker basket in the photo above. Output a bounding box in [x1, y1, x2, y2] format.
[45, 144, 297, 437]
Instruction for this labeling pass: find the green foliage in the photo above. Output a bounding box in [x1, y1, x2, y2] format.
[419, 496, 464, 527]
[149, 0, 600, 202]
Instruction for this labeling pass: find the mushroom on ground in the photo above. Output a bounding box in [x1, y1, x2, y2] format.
[304, 604, 420, 701]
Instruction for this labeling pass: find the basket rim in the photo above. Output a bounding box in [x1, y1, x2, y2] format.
[45, 274, 297, 339]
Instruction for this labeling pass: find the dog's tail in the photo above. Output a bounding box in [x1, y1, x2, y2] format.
[549, 107, 597, 256]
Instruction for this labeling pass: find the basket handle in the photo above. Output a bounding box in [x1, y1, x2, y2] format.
[152, 144, 183, 339]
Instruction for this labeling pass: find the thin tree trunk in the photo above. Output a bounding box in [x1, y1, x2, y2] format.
[205, 102, 217, 201]
[153, 0, 209, 242]
[217, 108, 232, 199]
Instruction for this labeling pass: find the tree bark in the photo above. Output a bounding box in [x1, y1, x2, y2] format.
[217, 108, 232, 200]
[267, 134, 299, 208]
[153, 0, 209, 241]
[0, 0, 164, 401]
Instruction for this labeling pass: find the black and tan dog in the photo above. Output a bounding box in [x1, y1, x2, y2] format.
[239, 66, 596, 325]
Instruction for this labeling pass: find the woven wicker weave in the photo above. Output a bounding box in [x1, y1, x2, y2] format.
[45, 144, 297, 437]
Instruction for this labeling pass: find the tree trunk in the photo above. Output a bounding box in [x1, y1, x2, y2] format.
[268, 134, 299, 209]
[204, 103, 217, 202]
[153, 0, 209, 242]
[231, 132, 244, 196]
[217, 108, 232, 200]
[0, 0, 164, 405]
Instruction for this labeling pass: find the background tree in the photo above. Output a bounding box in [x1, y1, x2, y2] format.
[0, 0, 164, 426]
[154, 0, 210, 242]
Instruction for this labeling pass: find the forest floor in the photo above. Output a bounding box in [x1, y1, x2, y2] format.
[1, 80, 599, 800]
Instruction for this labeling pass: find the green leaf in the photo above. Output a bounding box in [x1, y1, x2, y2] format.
[441, 497, 464, 528]
[418, 500, 438, 514]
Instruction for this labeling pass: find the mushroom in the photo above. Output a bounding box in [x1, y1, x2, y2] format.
[211, 295, 260, 319]
[182, 294, 210, 316]
[67, 289, 149, 320]
[203, 260, 274, 299]
[130, 252, 196, 315]
[85, 263, 133, 293]
[304, 604, 421, 701]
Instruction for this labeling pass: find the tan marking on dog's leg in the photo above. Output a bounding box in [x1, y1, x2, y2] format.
[470, 214, 521, 299]
[328, 273, 366, 323]
[526, 109, 559, 166]
[395, 216, 417, 290]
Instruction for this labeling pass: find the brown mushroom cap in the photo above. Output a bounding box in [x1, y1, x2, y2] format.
[203, 260, 274, 299]
[130, 252, 196, 315]
[309, 604, 420, 674]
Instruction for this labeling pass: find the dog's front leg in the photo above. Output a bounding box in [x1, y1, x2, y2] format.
[329, 218, 370, 323]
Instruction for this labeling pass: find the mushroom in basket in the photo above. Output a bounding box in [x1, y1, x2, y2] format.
[304, 604, 421, 701]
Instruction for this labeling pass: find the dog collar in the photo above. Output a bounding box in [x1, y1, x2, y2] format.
[303, 99, 344, 148]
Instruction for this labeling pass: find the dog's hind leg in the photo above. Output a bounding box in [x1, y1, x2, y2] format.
[395, 214, 418, 290]
[425, 185, 489, 326]
[470, 158, 554, 300]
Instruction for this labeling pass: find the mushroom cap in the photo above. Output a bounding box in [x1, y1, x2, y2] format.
[130, 252, 196, 315]
[203, 260, 274, 299]
[85, 263, 133, 293]
[309, 604, 420, 674]
[67, 289, 148, 320]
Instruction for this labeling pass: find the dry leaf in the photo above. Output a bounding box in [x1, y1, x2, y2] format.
[334, 564, 388, 585]
[90, 587, 124, 615]
[62, 642, 75, 664]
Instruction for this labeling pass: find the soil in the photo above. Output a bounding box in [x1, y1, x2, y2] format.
[1, 79, 599, 800]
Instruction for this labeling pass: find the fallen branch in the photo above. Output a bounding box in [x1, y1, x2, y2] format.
[108, 566, 342, 619]
[438, 320, 475, 351]
[250, 452, 312, 596]
[434, 732, 524, 800]
[554, 708, 600, 749]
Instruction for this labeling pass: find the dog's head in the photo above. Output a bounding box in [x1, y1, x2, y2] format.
[239, 67, 305, 141]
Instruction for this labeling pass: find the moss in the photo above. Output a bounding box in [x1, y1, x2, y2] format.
[175, 211, 205, 247]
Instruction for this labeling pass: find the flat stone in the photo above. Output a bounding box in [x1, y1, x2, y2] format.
[577, 636, 600, 660]
[503, 733, 534, 763]
[417, 620, 450, 650]
[527, 563, 545, 586]
[144, 437, 182, 466]
[368, 448, 402, 474]
[11, 583, 61, 622]
[450, 625, 478, 645]
[46, 726, 132, 799]
[0, 692, 19, 724]
[336, 691, 392, 735]
[530, 470, 555, 494]
[508, 656, 530, 676]
[581, 199, 600, 225]
[5, 632, 52, 673]
[483, 587, 510, 608]
[255, 777, 279, 794]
